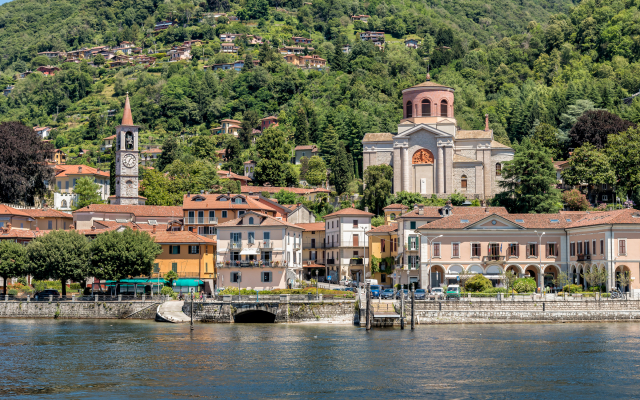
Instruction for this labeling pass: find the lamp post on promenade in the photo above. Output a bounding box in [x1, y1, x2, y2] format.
[535, 231, 545, 292]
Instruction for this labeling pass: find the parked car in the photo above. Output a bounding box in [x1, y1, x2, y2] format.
[396, 289, 409, 299]
[365, 279, 378, 286]
[370, 285, 381, 298]
[446, 285, 461, 300]
[414, 289, 427, 300]
[381, 288, 395, 299]
[339, 278, 351, 287]
[431, 287, 444, 295]
[34, 289, 60, 299]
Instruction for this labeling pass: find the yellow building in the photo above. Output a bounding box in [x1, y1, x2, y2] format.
[297, 222, 326, 280]
[383, 203, 408, 225]
[366, 222, 399, 287]
[150, 230, 217, 293]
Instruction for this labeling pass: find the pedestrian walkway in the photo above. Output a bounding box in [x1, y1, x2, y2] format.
[156, 300, 190, 323]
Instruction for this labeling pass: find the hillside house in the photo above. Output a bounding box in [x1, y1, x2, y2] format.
[279, 46, 313, 55]
[294, 145, 318, 164]
[154, 21, 174, 31]
[52, 165, 110, 209]
[220, 43, 239, 53]
[33, 126, 51, 139]
[36, 66, 60, 76]
[351, 15, 370, 22]
[405, 39, 419, 48]
[37, 51, 66, 59]
[291, 36, 312, 44]
[260, 116, 278, 131]
[168, 46, 191, 61]
[213, 119, 241, 136]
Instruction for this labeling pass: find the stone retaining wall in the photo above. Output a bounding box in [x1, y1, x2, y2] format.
[0, 301, 160, 319]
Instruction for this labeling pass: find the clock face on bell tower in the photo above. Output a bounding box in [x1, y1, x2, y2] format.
[123, 154, 137, 168]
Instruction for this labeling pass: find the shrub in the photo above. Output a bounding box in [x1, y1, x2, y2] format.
[70, 283, 82, 290]
[17, 277, 27, 286]
[8, 289, 18, 295]
[563, 284, 583, 293]
[161, 286, 174, 296]
[465, 274, 493, 292]
[513, 277, 537, 293]
[482, 287, 507, 293]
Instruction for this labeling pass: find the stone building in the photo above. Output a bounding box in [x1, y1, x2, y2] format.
[362, 75, 514, 199]
[113, 95, 145, 205]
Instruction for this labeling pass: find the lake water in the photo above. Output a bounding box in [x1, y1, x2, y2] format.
[1, 319, 639, 399]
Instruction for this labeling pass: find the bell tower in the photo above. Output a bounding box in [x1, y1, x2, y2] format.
[113, 94, 145, 205]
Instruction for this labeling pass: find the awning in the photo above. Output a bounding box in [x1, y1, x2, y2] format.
[173, 279, 203, 287]
[105, 279, 163, 285]
[240, 248, 260, 255]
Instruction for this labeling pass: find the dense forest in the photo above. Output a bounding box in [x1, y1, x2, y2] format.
[1, 0, 640, 214]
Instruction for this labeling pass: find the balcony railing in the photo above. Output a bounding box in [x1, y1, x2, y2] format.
[198, 217, 204, 224]
[326, 259, 336, 265]
[483, 255, 505, 264]
[230, 242, 241, 249]
[217, 260, 284, 268]
[303, 242, 325, 249]
[303, 258, 324, 265]
[349, 258, 364, 266]
[340, 241, 368, 247]
[260, 240, 272, 249]
[187, 217, 195, 224]
[577, 254, 591, 261]
[208, 217, 218, 224]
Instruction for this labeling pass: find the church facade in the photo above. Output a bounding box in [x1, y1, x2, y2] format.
[362, 76, 514, 199]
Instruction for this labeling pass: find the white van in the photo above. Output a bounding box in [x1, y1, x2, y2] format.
[365, 279, 379, 286]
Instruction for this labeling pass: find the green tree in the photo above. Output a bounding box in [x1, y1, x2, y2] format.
[254, 126, 296, 187]
[90, 229, 162, 283]
[391, 191, 425, 208]
[531, 123, 563, 160]
[191, 135, 217, 159]
[164, 270, 179, 287]
[363, 164, 393, 215]
[305, 155, 327, 186]
[299, 156, 310, 181]
[156, 136, 179, 172]
[222, 136, 244, 174]
[494, 139, 562, 213]
[73, 176, 103, 209]
[320, 125, 338, 163]
[93, 54, 106, 66]
[562, 189, 590, 211]
[274, 189, 298, 205]
[239, 109, 259, 149]
[27, 230, 91, 297]
[605, 127, 640, 199]
[294, 107, 309, 146]
[562, 143, 616, 200]
[84, 113, 101, 140]
[330, 142, 351, 195]
[247, 0, 269, 19]
[140, 169, 183, 206]
[464, 274, 493, 292]
[0, 241, 27, 295]
[331, 45, 346, 72]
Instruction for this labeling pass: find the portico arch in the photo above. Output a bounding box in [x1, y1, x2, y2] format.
[430, 265, 445, 287]
[543, 265, 560, 290]
[448, 265, 463, 274]
[505, 264, 523, 277]
[468, 265, 484, 274]
[615, 265, 632, 292]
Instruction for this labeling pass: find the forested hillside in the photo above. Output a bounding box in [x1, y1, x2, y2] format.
[2, 0, 640, 212]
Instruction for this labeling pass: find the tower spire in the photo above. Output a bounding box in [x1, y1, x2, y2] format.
[121, 93, 134, 126]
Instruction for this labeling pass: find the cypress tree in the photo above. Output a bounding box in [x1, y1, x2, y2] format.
[294, 107, 309, 146]
[330, 142, 351, 195]
[321, 124, 339, 164]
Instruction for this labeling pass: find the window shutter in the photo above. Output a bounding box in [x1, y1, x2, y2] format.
[268, 272, 272, 282]
[526, 245, 530, 257]
[516, 244, 519, 257]
[555, 244, 559, 257]
[261, 273, 264, 283]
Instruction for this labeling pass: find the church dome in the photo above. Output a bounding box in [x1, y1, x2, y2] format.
[401, 75, 455, 119]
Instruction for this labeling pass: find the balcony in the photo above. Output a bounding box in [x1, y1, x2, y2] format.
[303, 242, 325, 249]
[340, 241, 368, 248]
[303, 258, 324, 265]
[483, 255, 505, 264]
[260, 240, 272, 249]
[208, 217, 218, 224]
[187, 217, 195, 224]
[577, 254, 591, 261]
[326, 259, 336, 265]
[349, 258, 364, 266]
[230, 242, 242, 249]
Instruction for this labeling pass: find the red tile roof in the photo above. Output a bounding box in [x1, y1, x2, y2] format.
[241, 186, 330, 195]
[55, 164, 109, 178]
[217, 211, 303, 229]
[383, 203, 409, 210]
[0, 205, 31, 217]
[182, 193, 276, 212]
[295, 222, 326, 231]
[74, 204, 183, 217]
[151, 230, 216, 244]
[324, 207, 374, 218]
[294, 145, 318, 151]
[22, 208, 72, 219]
[367, 222, 398, 234]
[398, 206, 508, 219]
[217, 170, 251, 181]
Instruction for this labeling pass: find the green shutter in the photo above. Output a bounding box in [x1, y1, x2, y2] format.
[172, 263, 177, 272]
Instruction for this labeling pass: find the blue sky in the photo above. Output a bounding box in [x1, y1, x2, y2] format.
[0, 0, 12, 4]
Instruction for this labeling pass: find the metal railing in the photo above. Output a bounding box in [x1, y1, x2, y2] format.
[187, 217, 195, 224]
[303, 242, 325, 249]
[349, 258, 364, 265]
[230, 242, 241, 249]
[577, 254, 591, 261]
[326, 259, 336, 265]
[217, 261, 284, 268]
[209, 217, 218, 224]
[3, 294, 169, 302]
[260, 240, 272, 248]
[483, 255, 505, 263]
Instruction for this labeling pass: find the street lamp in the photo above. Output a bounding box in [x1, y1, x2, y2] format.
[237, 271, 241, 295]
[534, 231, 545, 292]
[362, 226, 367, 289]
[315, 269, 319, 299]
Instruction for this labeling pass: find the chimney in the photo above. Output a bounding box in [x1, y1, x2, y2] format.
[418, 204, 424, 215]
[78, 166, 82, 173]
[485, 114, 489, 131]
[91, 226, 95, 231]
[364, 206, 369, 213]
[132, 225, 139, 231]
[152, 224, 157, 234]
[200, 190, 204, 194]
[69, 224, 75, 230]
[36, 227, 39, 232]
[413, 204, 418, 212]
[6, 223, 11, 230]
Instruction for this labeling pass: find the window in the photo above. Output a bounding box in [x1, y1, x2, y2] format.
[231, 272, 241, 283]
[172, 263, 178, 272]
[381, 239, 386, 252]
[153, 263, 159, 274]
[619, 239, 627, 255]
[602, 195, 608, 202]
[406, 101, 413, 118]
[209, 211, 215, 220]
[570, 242, 575, 257]
[198, 211, 204, 224]
[471, 243, 481, 257]
[508, 243, 519, 257]
[234, 198, 242, 204]
[408, 255, 420, 268]
[222, 211, 228, 218]
[248, 217, 254, 225]
[264, 232, 270, 241]
[547, 243, 558, 257]
[440, 100, 448, 117]
[433, 242, 441, 257]
[353, 234, 359, 247]
[170, 245, 180, 254]
[410, 221, 416, 230]
[48, 221, 52, 230]
[452, 242, 460, 257]
[65, 181, 69, 190]
[527, 243, 537, 257]
[188, 245, 200, 254]
[238, 211, 245, 216]
[261, 271, 272, 282]
[57, 182, 61, 190]
[584, 241, 590, 255]
[421, 99, 431, 116]
[353, 219, 358, 228]
[602, 184, 608, 190]
[496, 163, 502, 176]
[461, 175, 467, 189]
[600, 239, 604, 255]
[592, 240, 597, 256]
[248, 232, 255, 244]
[489, 243, 499, 256]
[390, 213, 396, 220]
[577, 242, 583, 255]
[231, 232, 242, 245]
[205, 263, 209, 273]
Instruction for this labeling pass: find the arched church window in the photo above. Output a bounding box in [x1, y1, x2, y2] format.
[440, 100, 448, 117]
[461, 175, 468, 189]
[125, 132, 134, 150]
[421, 99, 431, 116]
[406, 101, 413, 118]
[496, 163, 502, 176]
[61, 200, 67, 208]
